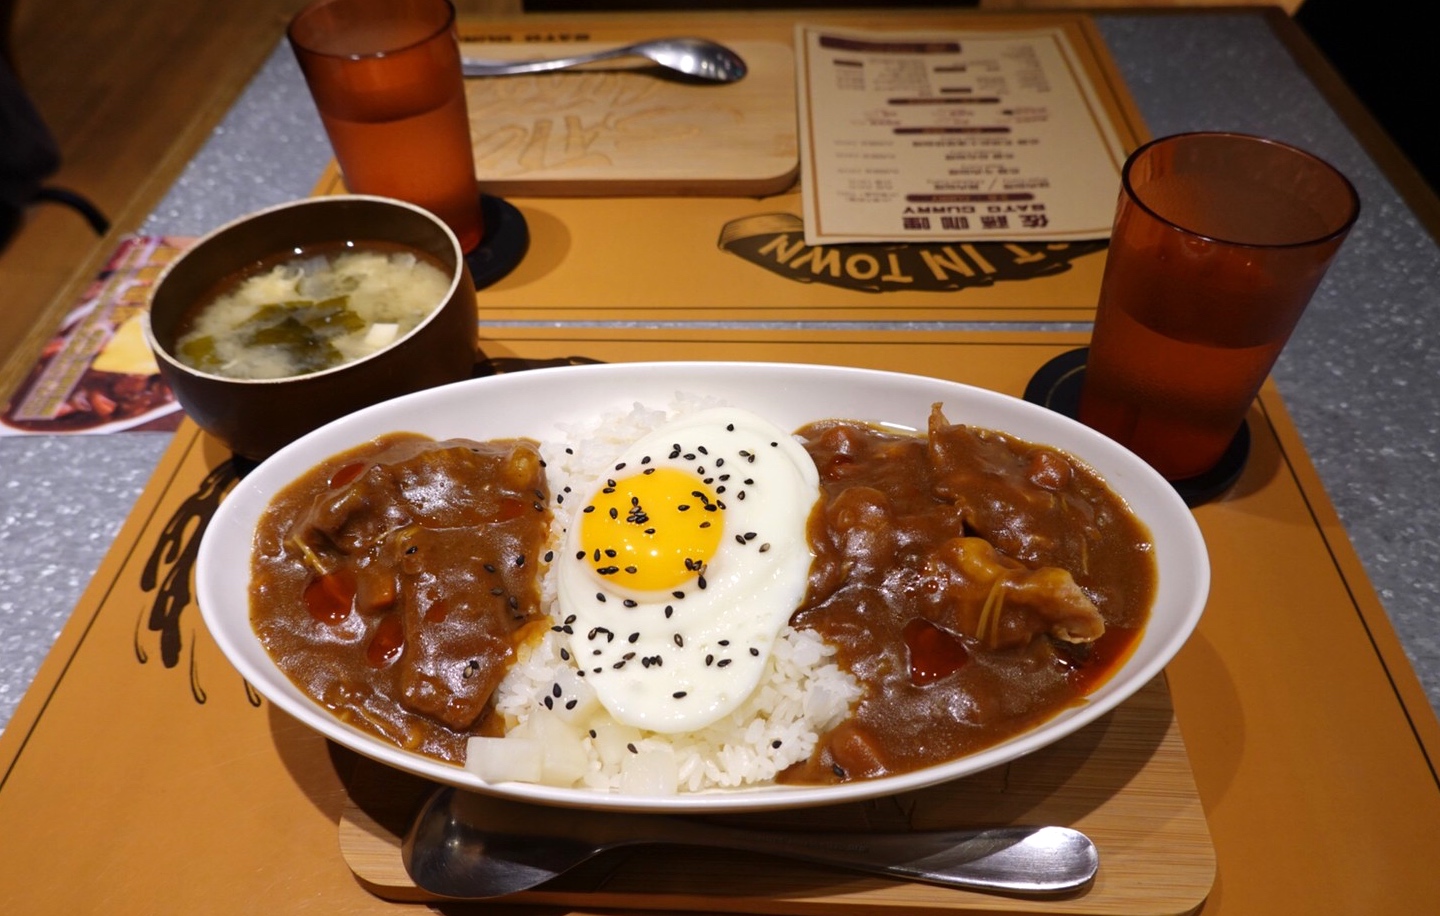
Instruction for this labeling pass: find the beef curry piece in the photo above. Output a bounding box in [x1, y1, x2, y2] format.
[250, 433, 551, 762]
[786, 405, 1156, 783]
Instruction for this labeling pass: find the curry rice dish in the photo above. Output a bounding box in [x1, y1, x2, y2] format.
[248, 400, 1156, 793]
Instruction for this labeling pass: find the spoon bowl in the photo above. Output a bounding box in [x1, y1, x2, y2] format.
[401, 786, 1099, 899]
[461, 37, 748, 82]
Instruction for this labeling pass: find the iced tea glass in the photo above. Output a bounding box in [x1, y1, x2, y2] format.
[1079, 132, 1359, 481]
[289, 0, 482, 251]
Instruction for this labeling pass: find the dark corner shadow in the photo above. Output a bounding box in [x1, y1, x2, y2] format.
[481, 203, 571, 292]
[1214, 403, 1282, 504]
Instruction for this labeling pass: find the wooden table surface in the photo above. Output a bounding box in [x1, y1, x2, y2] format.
[2, 7, 1438, 916]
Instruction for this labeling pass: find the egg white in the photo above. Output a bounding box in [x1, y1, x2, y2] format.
[553, 407, 821, 733]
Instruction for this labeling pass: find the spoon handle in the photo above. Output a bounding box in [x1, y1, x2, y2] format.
[637, 819, 1098, 894]
[461, 45, 638, 77]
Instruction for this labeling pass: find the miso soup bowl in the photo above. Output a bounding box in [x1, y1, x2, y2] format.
[144, 195, 478, 460]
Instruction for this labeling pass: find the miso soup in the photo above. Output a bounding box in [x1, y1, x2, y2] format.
[173, 241, 451, 380]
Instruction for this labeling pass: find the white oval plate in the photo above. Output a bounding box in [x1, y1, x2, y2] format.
[198, 361, 1209, 812]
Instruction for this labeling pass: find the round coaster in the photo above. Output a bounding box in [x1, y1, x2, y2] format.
[465, 194, 528, 289]
[1023, 347, 1250, 507]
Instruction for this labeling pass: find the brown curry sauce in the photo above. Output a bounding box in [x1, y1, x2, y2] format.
[783, 405, 1157, 783]
[250, 433, 551, 762]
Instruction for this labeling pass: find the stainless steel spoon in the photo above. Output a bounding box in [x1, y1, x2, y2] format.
[401, 787, 1099, 899]
[461, 37, 747, 83]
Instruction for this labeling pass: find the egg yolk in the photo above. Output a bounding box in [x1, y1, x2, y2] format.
[579, 467, 724, 592]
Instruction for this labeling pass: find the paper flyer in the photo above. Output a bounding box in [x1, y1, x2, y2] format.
[1, 236, 190, 436]
[795, 25, 1128, 245]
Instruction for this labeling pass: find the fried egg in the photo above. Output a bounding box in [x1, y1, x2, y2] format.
[554, 407, 821, 733]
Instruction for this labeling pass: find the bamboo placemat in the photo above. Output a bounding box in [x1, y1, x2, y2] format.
[3, 330, 1438, 914]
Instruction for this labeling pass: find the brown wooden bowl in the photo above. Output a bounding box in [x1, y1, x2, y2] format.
[144, 195, 478, 460]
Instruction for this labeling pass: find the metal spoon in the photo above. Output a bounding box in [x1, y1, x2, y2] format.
[401, 787, 1099, 899]
[461, 37, 747, 83]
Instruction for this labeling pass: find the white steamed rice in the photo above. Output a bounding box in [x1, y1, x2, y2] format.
[473, 394, 861, 794]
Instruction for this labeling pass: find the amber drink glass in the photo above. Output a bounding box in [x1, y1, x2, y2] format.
[1079, 132, 1358, 481]
[289, 0, 482, 252]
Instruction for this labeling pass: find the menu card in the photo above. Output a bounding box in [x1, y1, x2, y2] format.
[795, 25, 1128, 246]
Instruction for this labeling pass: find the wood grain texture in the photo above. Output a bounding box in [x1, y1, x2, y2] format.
[460, 40, 798, 196]
[338, 677, 1215, 915]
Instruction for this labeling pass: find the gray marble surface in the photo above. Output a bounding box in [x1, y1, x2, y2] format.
[3, 11, 1438, 733]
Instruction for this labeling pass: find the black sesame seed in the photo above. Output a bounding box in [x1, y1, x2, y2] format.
[833, 763, 847, 778]
[749, 647, 760, 656]
[560, 648, 571, 661]
[673, 591, 685, 599]
[583, 505, 595, 513]
[565, 699, 577, 710]
[705, 654, 715, 666]
[737, 491, 746, 500]
[628, 632, 640, 643]
[719, 640, 730, 646]
[627, 743, 638, 754]
[664, 605, 674, 618]
[718, 658, 732, 668]
[641, 456, 652, 465]
[759, 543, 771, 552]
[674, 691, 687, 699]
[623, 599, 638, 608]
[515, 554, 525, 567]
[697, 575, 707, 590]
[490, 587, 505, 596]
[564, 614, 577, 625]
[772, 739, 782, 748]
[552, 683, 562, 698]
[589, 729, 598, 738]
[595, 592, 607, 602]
[544, 550, 554, 563]
[484, 563, 497, 573]
[726, 424, 735, 431]
[673, 634, 684, 647]
[543, 696, 554, 709]
[405, 546, 418, 555]
[576, 550, 586, 560]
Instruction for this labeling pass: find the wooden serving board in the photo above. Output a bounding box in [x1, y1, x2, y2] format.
[459, 40, 799, 197]
[339, 676, 1214, 915]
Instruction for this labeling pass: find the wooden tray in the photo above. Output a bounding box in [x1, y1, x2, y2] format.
[339, 676, 1214, 915]
[459, 40, 798, 197]
[6, 328, 1438, 913]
